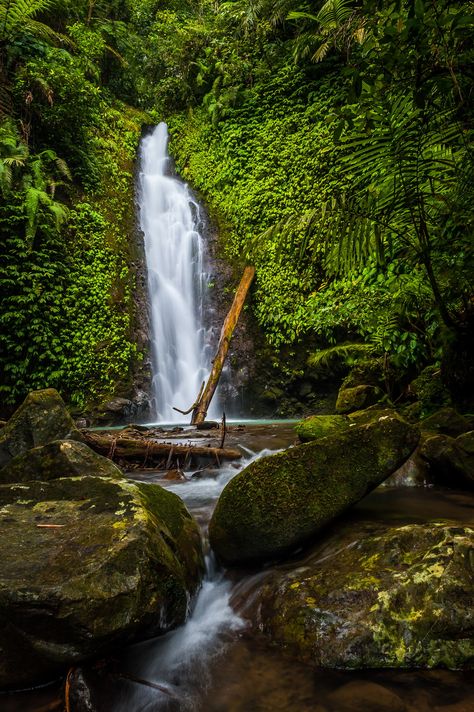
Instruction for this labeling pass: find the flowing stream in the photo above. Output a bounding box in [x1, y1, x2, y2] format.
[139, 124, 218, 422]
[4, 423, 474, 711]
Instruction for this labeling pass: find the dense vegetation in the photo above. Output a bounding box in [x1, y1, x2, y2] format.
[0, 0, 473, 413]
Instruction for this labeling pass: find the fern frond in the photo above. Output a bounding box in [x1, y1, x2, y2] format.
[307, 342, 372, 374]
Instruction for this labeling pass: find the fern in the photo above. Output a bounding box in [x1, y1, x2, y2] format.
[307, 342, 373, 375]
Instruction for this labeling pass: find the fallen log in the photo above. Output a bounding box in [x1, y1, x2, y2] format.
[81, 430, 242, 468]
[192, 265, 255, 424]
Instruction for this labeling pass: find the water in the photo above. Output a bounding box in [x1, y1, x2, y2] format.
[139, 123, 218, 423]
[3, 424, 474, 711]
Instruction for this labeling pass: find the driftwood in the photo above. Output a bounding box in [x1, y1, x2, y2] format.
[191, 265, 255, 424]
[81, 430, 241, 468]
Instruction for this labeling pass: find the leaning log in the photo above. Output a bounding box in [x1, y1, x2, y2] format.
[191, 265, 255, 424]
[81, 431, 242, 468]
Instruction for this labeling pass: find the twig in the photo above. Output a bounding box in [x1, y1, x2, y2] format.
[219, 412, 227, 449]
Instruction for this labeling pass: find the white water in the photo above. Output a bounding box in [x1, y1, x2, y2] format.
[139, 123, 218, 422]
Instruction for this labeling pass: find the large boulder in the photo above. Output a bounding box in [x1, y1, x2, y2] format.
[0, 439, 123, 484]
[420, 431, 474, 488]
[295, 414, 350, 443]
[0, 389, 81, 467]
[257, 521, 474, 669]
[420, 407, 471, 438]
[0, 476, 204, 689]
[209, 413, 419, 564]
[335, 384, 383, 414]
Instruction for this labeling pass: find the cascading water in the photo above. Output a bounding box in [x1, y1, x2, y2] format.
[139, 123, 218, 422]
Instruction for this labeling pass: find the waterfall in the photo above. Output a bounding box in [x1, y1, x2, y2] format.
[139, 123, 218, 423]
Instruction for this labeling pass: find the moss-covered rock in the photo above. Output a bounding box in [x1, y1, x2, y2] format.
[0, 389, 82, 467]
[257, 521, 474, 669]
[0, 476, 204, 689]
[420, 407, 471, 437]
[0, 440, 123, 484]
[209, 413, 419, 564]
[335, 385, 383, 414]
[409, 366, 452, 417]
[295, 414, 350, 443]
[419, 431, 474, 488]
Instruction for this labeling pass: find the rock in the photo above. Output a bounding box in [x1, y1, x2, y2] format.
[342, 358, 385, 389]
[420, 408, 471, 438]
[209, 413, 419, 564]
[336, 385, 383, 414]
[419, 432, 474, 488]
[0, 476, 204, 688]
[327, 681, 406, 712]
[295, 415, 350, 443]
[0, 389, 82, 467]
[0, 440, 123, 484]
[162, 468, 187, 481]
[384, 450, 428, 487]
[257, 521, 474, 669]
[196, 421, 219, 430]
[409, 366, 451, 417]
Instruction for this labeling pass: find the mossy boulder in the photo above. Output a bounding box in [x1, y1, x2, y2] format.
[295, 414, 350, 443]
[0, 440, 123, 484]
[420, 407, 471, 438]
[209, 413, 419, 564]
[419, 431, 474, 488]
[0, 389, 82, 467]
[409, 366, 451, 417]
[257, 521, 474, 669]
[0, 476, 204, 689]
[335, 385, 383, 414]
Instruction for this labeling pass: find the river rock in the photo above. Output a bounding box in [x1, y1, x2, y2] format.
[209, 413, 419, 564]
[0, 439, 123, 484]
[419, 432, 474, 488]
[257, 521, 474, 669]
[295, 414, 350, 443]
[327, 681, 406, 712]
[0, 389, 82, 467]
[335, 384, 383, 414]
[0, 476, 204, 689]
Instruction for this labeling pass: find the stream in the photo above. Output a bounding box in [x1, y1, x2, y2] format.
[4, 422, 474, 712]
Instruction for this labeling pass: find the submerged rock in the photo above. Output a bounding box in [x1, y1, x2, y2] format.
[0, 389, 81, 467]
[335, 384, 383, 414]
[0, 439, 123, 484]
[209, 413, 419, 564]
[257, 521, 474, 670]
[295, 414, 350, 443]
[0, 476, 204, 689]
[327, 681, 406, 712]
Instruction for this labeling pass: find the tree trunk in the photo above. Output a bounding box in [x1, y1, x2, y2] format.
[191, 265, 255, 424]
[81, 431, 242, 466]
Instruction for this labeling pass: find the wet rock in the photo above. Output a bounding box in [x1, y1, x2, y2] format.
[0, 476, 204, 688]
[295, 415, 350, 443]
[196, 421, 220, 430]
[66, 668, 97, 712]
[327, 681, 406, 712]
[162, 468, 187, 481]
[257, 522, 474, 670]
[419, 432, 474, 488]
[420, 408, 471, 438]
[336, 385, 383, 414]
[0, 440, 123, 484]
[191, 467, 220, 479]
[209, 413, 419, 564]
[0, 389, 82, 467]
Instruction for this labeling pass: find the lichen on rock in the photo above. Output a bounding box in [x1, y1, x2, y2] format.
[256, 521, 474, 670]
[0, 476, 204, 689]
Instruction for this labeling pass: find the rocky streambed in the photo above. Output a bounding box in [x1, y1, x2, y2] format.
[1, 390, 474, 711]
